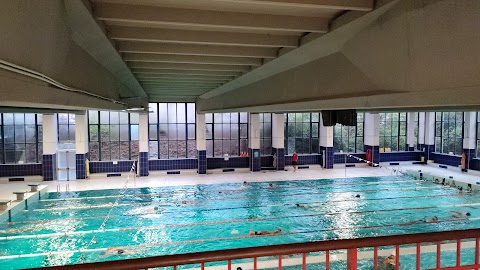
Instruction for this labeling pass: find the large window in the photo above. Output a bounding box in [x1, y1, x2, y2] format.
[57, 113, 76, 143]
[260, 113, 272, 155]
[88, 111, 139, 161]
[435, 112, 463, 155]
[205, 112, 248, 157]
[333, 113, 364, 153]
[1, 113, 42, 164]
[379, 112, 407, 152]
[284, 113, 319, 155]
[413, 112, 419, 149]
[148, 103, 196, 159]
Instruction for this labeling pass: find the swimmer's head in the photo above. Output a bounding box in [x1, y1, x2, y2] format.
[466, 212, 471, 216]
[355, 194, 360, 198]
[295, 203, 300, 207]
[117, 249, 125, 255]
[153, 206, 159, 211]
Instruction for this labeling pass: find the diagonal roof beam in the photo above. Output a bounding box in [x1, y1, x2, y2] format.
[123, 53, 262, 66]
[95, 3, 329, 34]
[216, 0, 374, 11]
[117, 42, 278, 58]
[135, 74, 236, 81]
[109, 26, 299, 48]
[129, 62, 251, 72]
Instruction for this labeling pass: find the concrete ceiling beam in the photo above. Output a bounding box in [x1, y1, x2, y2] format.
[217, 0, 374, 11]
[95, 3, 329, 34]
[129, 62, 251, 72]
[135, 74, 236, 81]
[123, 53, 262, 66]
[109, 26, 299, 48]
[132, 69, 241, 76]
[118, 42, 278, 58]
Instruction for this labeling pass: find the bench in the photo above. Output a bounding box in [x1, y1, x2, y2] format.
[13, 191, 28, 201]
[28, 182, 40, 192]
[0, 200, 11, 211]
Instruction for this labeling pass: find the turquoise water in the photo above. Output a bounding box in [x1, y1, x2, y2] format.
[1, 176, 480, 269]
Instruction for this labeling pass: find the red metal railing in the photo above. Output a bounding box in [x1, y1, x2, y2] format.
[37, 228, 480, 270]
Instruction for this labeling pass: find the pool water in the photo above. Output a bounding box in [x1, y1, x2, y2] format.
[1, 176, 480, 269]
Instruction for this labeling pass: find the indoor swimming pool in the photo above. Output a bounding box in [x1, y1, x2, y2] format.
[1, 176, 480, 269]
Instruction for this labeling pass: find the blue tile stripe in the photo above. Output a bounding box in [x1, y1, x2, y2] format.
[249, 148, 261, 172]
[207, 157, 249, 169]
[273, 148, 285, 170]
[139, 152, 149, 176]
[320, 147, 334, 169]
[0, 163, 42, 177]
[42, 154, 57, 181]
[149, 158, 198, 171]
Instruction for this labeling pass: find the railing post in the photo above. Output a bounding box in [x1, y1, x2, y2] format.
[326, 250, 330, 270]
[416, 243, 421, 270]
[253, 257, 257, 270]
[395, 245, 400, 270]
[302, 252, 306, 270]
[373, 246, 378, 270]
[347, 248, 357, 270]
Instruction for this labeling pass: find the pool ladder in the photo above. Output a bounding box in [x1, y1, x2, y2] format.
[56, 183, 70, 192]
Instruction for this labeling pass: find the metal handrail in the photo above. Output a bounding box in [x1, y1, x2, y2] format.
[36, 228, 480, 270]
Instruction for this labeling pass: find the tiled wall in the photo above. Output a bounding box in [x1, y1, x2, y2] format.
[76, 153, 87, 179]
[42, 154, 57, 181]
[320, 147, 334, 168]
[334, 153, 367, 164]
[379, 151, 422, 162]
[198, 150, 207, 174]
[469, 159, 480, 171]
[249, 148, 261, 172]
[149, 159, 197, 171]
[285, 154, 321, 166]
[139, 152, 149, 176]
[431, 153, 461, 167]
[364, 145, 380, 165]
[261, 156, 273, 167]
[207, 157, 249, 169]
[89, 160, 134, 173]
[463, 149, 476, 170]
[0, 163, 42, 177]
[274, 148, 285, 170]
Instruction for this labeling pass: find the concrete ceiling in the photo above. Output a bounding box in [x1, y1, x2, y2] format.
[90, 0, 375, 102]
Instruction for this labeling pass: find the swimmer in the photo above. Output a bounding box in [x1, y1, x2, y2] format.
[295, 203, 307, 208]
[249, 228, 282, 236]
[354, 194, 361, 198]
[237, 268, 242, 270]
[102, 248, 135, 256]
[405, 216, 438, 225]
[449, 211, 471, 219]
[242, 181, 249, 186]
[268, 183, 275, 188]
[382, 252, 397, 267]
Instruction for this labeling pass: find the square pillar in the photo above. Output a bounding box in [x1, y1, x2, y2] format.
[463, 112, 477, 169]
[196, 112, 207, 174]
[424, 112, 435, 161]
[138, 113, 149, 176]
[364, 113, 380, 165]
[42, 114, 58, 181]
[248, 113, 261, 172]
[319, 113, 334, 169]
[406, 112, 416, 151]
[272, 113, 285, 170]
[417, 112, 426, 151]
[75, 111, 88, 179]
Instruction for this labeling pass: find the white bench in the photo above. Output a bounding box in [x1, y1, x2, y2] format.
[13, 191, 27, 201]
[28, 182, 40, 192]
[0, 200, 11, 211]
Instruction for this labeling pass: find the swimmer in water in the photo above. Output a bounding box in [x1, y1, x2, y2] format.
[102, 247, 136, 256]
[249, 228, 282, 236]
[295, 203, 307, 209]
[449, 211, 471, 219]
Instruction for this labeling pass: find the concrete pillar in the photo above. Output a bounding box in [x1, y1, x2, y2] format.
[75, 111, 89, 179]
[364, 113, 380, 165]
[406, 112, 416, 151]
[42, 114, 58, 181]
[417, 112, 426, 151]
[138, 113, 149, 176]
[424, 112, 436, 161]
[319, 113, 334, 169]
[196, 112, 207, 174]
[463, 112, 477, 169]
[248, 113, 261, 172]
[271, 113, 285, 171]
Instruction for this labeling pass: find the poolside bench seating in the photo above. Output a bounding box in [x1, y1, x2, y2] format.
[0, 200, 11, 211]
[13, 191, 27, 201]
[28, 182, 40, 192]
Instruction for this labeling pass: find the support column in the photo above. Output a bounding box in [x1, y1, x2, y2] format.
[42, 114, 58, 181]
[272, 113, 285, 171]
[424, 112, 436, 161]
[417, 112, 426, 151]
[463, 112, 477, 170]
[319, 113, 334, 169]
[196, 112, 207, 174]
[406, 112, 416, 151]
[138, 113, 149, 176]
[248, 113, 261, 172]
[364, 113, 380, 165]
[75, 111, 89, 179]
